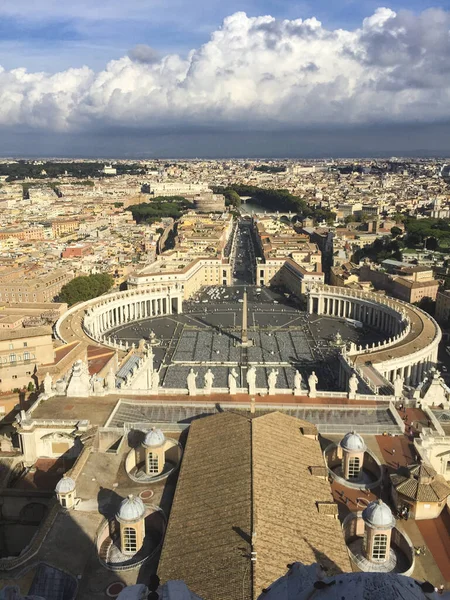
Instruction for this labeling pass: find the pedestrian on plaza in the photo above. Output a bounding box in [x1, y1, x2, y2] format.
[439, 584, 444, 594]
[392, 448, 396, 455]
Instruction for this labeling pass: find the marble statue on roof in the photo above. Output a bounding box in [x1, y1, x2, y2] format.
[294, 370, 302, 395]
[394, 374, 404, 399]
[43, 372, 53, 396]
[228, 368, 238, 395]
[105, 368, 116, 392]
[348, 373, 358, 399]
[187, 368, 198, 396]
[308, 371, 318, 398]
[268, 369, 278, 395]
[204, 369, 214, 394]
[247, 366, 256, 395]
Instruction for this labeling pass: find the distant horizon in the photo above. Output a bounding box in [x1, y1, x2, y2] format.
[1, 3, 450, 157]
[1, 152, 450, 162]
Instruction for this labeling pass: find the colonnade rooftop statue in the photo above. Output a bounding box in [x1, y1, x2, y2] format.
[52, 280, 441, 403]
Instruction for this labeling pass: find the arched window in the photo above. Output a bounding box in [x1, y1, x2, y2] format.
[9, 354, 16, 363]
[147, 451, 159, 474]
[123, 527, 137, 553]
[372, 533, 388, 560]
[348, 456, 360, 478]
[24, 352, 30, 361]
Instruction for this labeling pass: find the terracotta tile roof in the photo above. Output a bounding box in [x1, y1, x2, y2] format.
[158, 411, 351, 600]
[252, 412, 351, 595]
[158, 412, 252, 600]
[390, 463, 450, 503]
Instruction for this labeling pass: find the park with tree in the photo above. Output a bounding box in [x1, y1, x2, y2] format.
[58, 273, 114, 306]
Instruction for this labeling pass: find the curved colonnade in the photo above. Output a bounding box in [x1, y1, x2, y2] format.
[308, 285, 441, 389]
[55, 283, 184, 349]
[55, 282, 441, 396]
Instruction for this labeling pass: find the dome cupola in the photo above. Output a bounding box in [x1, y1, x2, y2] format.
[340, 431, 366, 452]
[362, 499, 395, 529]
[143, 428, 165, 448]
[116, 494, 146, 524]
[55, 474, 76, 494]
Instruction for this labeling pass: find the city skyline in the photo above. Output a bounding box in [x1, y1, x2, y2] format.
[0, 1, 450, 157]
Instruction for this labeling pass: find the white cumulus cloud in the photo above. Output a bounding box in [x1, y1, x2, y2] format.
[0, 8, 450, 133]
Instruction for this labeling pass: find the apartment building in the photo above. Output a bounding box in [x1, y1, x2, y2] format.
[0, 269, 73, 303]
[359, 264, 439, 303]
[0, 326, 54, 392]
[51, 219, 79, 237]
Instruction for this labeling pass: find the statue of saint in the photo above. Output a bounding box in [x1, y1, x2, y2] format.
[80, 360, 91, 390]
[308, 371, 318, 397]
[187, 368, 198, 396]
[348, 373, 358, 398]
[93, 377, 104, 394]
[105, 368, 116, 391]
[294, 370, 302, 393]
[268, 369, 278, 394]
[55, 379, 67, 395]
[43, 372, 53, 395]
[247, 366, 257, 394]
[394, 374, 404, 398]
[228, 368, 238, 395]
[204, 369, 214, 393]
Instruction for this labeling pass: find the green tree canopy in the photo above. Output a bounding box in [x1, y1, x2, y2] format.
[59, 273, 114, 306]
[390, 226, 403, 238]
[404, 217, 450, 249]
[353, 237, 403, 263]
[127, 197, 194, 224]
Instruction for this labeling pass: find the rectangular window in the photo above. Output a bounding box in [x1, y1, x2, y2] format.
[24, 352, 30, 361]
[123, 527, 137, 553]
[23, 342, 27, 347]
[372, 534, 387, 560]
[348, 456, 360, 479]
[147, 452, 159, 474]
[9, 354, 16, 363]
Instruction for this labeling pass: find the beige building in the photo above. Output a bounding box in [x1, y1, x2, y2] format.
[147, 181, 209, 196]
[128, 257, 232, 299]
[255, 216, 324, 294]
[0, 326, 54, 392]
[51, 219, 79, 237]
[390, 463, 450, 520]
[359, 265, 439, 304]
[0, 269, 73, 303]
[330, 262, 360, 287]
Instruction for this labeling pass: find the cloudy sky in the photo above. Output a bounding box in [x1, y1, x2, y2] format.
[0, 0, 449, 158]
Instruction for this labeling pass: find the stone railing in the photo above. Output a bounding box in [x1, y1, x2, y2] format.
[346, 321, 411, 357]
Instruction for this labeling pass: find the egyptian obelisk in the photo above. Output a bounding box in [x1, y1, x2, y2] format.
[242, 288, 249, 345]
[239, 289, 253, 347]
